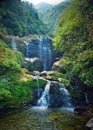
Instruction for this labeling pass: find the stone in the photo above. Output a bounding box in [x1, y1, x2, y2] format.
[74, 106, 86, 114]
[49, 82, 63, 107]
[86, 118, 93, 129]
[24, 57, 43, 72]
[40, 71, 57, 79]
[40, 71, 47, 77]
[52, 60, 66, 73]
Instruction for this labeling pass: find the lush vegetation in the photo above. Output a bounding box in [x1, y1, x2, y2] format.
[0, 39, 24, 75]
[0, 69, 46, 108]
[36, 1, 71, 35]
[0, 0, 48, 36]
[54, 0, 93, 87]
[0, 0, 93, 109]
[0, 35, 46, 108]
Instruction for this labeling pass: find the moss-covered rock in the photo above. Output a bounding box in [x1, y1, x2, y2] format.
[40, 71, 70, 87]
[24, 57, 43, 72]
[49, 82, 63, 107]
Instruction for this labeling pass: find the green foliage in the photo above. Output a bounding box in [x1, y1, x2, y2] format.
[0, 39, 24, 75]
[37, 1, 71, 35]
[54, 0, 93, 87]
[48, 72, 70, 86]
[0, 71, 46, 107]
[0, 0, 48, 36]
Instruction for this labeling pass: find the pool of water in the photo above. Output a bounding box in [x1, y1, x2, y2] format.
[0, 107, 89, 130]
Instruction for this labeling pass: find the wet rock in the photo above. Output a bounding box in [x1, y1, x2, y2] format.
[40, 71, 58, 81]
[74, 106, 86, 114]
[52, 60, 66, 73]
[24, 36, 54, 71]
[24, 57, 43, 72]
[49, 82, 63, 107]
[40, 71, 47, 77]
[86, 118, 93, 130]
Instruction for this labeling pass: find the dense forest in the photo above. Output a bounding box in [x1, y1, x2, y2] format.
[0, 0, 48, 36]
[0, 0, 93, 129]
[36, 1, 71, 34]
[54, 0, 93, 87]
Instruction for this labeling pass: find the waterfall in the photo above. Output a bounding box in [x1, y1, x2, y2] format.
[36, 80, 72, 108]
[85, 93, 89, 104]
[60, 84, 72, 107]
[39, 37, 43, 62]
[11, 37, 17, 50]
[34, 71, 40, 97]
[25, 36, 53, 71]
[37, 81, 50, 107]
[26, 43, 29, 57]
[38, 37, 53, 71]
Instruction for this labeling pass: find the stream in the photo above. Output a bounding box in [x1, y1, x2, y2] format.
[1, 36, 88, 130]
[0, 107, 88, 130]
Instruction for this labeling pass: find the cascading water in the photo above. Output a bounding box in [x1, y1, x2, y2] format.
[60, 84, 72, 107]
[33, 71, 40, 98]
[25, 36, 53, 71]
[38, 36, 53, 70]
[85, 93, 89, 104]
[24, 36, 72, 108]
[39, 37, 43, 62]
[37, 81, 72, 108]
[26, 43, 29, 57]
[37, 81, 50, 107]
[11, 37, 17, 50]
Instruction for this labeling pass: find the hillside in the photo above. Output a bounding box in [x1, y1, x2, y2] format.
[36, 1, 71, 34]
[54, 0, 93, 87]
[35, 2, 52, 20]
[0, 0, 48, 36]
[36, 2, 52, 12]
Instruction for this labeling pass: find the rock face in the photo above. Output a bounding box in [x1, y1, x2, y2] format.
[24, 36, 54, 71]
[86, 118, 93, 130]
[49, 82, 63, 107]
[24, 57, 43, 72]
[49, 82, 71, 108]
[74, 106, 86, 114]
[52, 60, 66, 73]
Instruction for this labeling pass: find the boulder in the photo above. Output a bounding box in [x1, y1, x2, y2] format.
[86, 118, 93, 130]
[24, 57, 43, 72]
[52, 60, 66, 73]
[40, 71, 57, 80]
[40, 71, 47, 77]
[49, 82, 63, 107]
[74, 106, 86, 114]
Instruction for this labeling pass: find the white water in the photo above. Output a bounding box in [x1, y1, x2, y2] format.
[11, 37, 17, 50]
[39, 37, 43, 62]
[60, 84, 72, 107]
[26, 43, 29, 57]
[34, 71, 40, 97]
[37, 81, 50, 107]
[85, 93, 89, 104]
[25, 37, 52, 77]
[38, 37, 53, 71]
[25, 36, 53, 71]
[37, 80, 72, 108]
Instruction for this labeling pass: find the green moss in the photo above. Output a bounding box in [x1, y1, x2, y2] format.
[49, 72, 70, 86]
[0, 39, 24, 75]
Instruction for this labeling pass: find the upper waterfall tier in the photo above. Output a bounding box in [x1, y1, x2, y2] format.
[25, 36, 54, 71]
